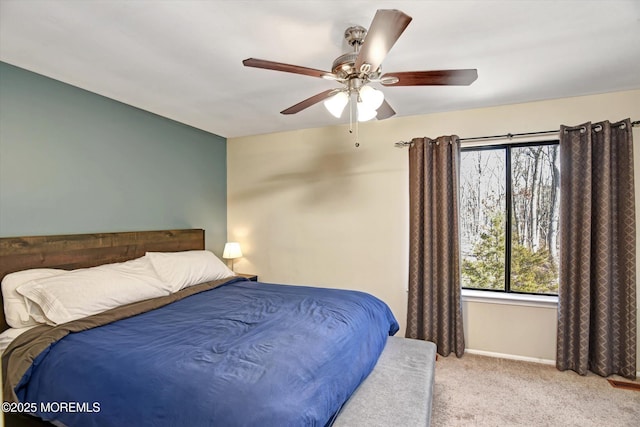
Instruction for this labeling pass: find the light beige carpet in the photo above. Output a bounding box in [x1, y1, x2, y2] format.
[431, 353, 640, 426]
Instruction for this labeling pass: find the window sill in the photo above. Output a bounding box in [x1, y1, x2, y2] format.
[461, 289, 558, 309]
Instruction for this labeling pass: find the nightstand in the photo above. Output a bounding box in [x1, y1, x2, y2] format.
[236, 273, 258, 282]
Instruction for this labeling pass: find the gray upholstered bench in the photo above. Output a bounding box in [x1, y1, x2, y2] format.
[333, 336, 437, 426]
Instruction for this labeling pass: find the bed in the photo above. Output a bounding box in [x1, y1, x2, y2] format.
[1, 229, 436, 426]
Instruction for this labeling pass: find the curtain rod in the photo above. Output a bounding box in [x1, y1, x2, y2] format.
[394, 120, 640, 147]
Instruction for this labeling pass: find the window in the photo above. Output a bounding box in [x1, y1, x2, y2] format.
[460, 141, 560, 295]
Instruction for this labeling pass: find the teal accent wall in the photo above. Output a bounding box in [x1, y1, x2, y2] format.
[0, 62, 227, 254]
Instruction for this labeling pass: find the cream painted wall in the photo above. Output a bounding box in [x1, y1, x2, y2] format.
[462, 300, 558, 362]
[228, 90, 640, 368]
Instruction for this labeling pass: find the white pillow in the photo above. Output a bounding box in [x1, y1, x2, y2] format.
[146, 250, 234, 292]
[17, 257, 169, 326]
[2, 269, 65, 328]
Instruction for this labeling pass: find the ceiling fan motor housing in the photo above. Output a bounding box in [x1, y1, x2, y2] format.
[331, 52, 358, 78]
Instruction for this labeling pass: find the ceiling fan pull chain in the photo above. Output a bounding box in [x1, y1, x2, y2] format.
[349, 92, 353, 134]
[346, 91, 359, 147]
[354, 96, 360, 148]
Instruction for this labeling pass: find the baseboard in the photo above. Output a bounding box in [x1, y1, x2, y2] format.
[464, 350, 640, 377]
[464, 348, 556, 366]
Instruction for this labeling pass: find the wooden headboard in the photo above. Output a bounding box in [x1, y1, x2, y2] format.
[0, 229, 205, 332]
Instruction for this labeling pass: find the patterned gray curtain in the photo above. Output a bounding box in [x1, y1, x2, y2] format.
[557, 118, 637, 379]
[406, 135, 464, 357]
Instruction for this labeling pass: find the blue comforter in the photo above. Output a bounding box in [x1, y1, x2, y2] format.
[16, 279, 399, 426]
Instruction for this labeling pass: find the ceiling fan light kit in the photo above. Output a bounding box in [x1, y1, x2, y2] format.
[323, 87, 384, 121]
[323, 91, 349, 118]
[243, 9, 478, 145]
[359, 85, 384, 110]
[356, 101, 377, 122]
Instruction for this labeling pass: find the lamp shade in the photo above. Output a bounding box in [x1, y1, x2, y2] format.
[357, 101, 377, 122]
[222, 242, 243, 259]
[323, 91, 349, 118]
[359, 85, 384, 110]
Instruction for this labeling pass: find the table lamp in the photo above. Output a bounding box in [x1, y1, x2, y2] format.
[223, 242, 243, 272]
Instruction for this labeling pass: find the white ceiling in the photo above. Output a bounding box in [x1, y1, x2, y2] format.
[1, 1, 639, 138]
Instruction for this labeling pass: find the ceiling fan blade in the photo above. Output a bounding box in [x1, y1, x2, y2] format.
[243, 58, 334, 79]
[381, 69, 478, 86]
[280, 89, 339, 115]
[376, 100, 396, 120]
[355, 10, 412, 73]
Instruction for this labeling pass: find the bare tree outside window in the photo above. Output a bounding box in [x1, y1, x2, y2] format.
[460, 143, 559, 295]
[460, 149, 506, 291]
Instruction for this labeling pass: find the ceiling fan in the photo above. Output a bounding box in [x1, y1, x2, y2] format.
[243, 9, 478, 123]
